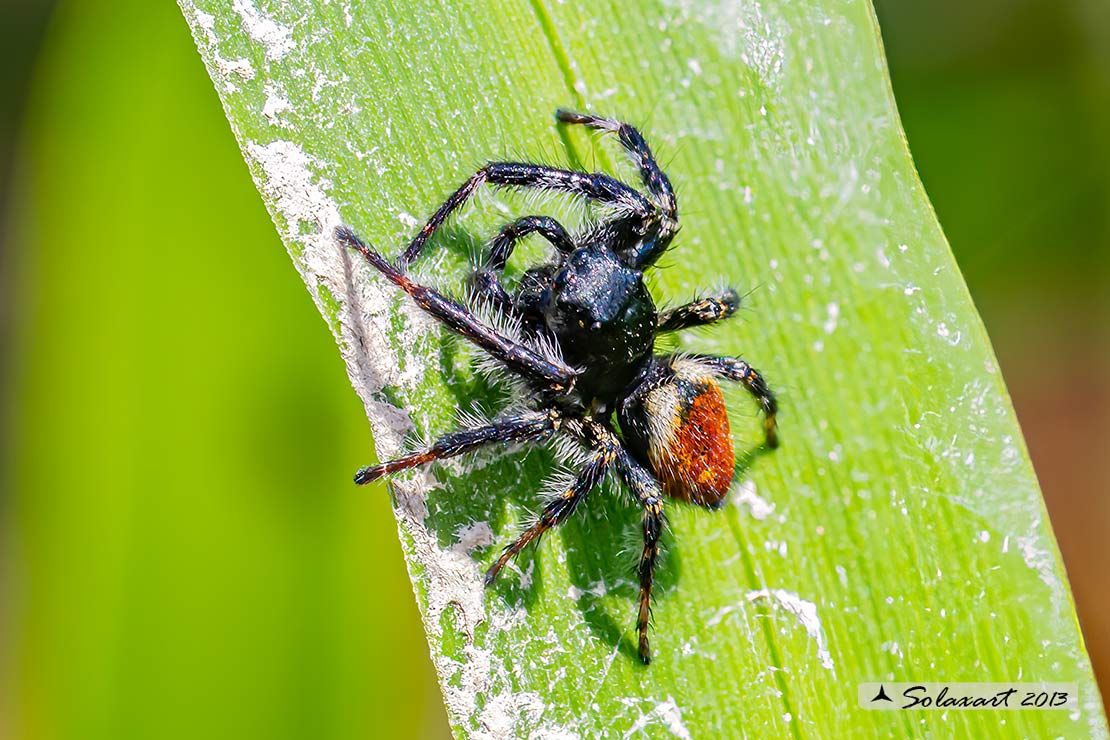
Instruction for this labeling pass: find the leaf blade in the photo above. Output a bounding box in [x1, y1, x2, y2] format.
[178, 0, 1109, 737]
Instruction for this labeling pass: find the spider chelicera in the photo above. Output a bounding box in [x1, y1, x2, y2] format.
[336, 110, 779, 664]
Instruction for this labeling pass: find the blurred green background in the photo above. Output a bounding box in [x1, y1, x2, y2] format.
[1, 0, 1106, 738]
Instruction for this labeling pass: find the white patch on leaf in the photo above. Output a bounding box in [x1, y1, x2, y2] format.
[232, 0, 294, 61]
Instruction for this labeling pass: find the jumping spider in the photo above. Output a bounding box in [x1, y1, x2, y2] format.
[336, 110, 778, 664]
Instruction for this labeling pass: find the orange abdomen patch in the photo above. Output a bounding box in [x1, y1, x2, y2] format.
[647, 377, 735, 507]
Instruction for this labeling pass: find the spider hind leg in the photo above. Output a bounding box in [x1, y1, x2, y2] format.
[484, 440, 614, 585]
[615, 450, 667, 665]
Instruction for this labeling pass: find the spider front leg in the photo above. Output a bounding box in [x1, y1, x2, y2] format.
[395, 162, 653, 270]
[337, 226, 577, 392]
[657, 288, 740, 333]
[616, 450, 667, 665]
[555, 110, 677, 227]
[484, 439, 614, 585]
[691, 354, 780, 448]
[354, 410, 558, 484]
[468, 215, 575, 309]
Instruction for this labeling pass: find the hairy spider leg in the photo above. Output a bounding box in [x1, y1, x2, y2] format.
[555, 110, 677, 222]
[483, 439, 615, 585]
[615, 450, 667, 665]
[353, 410, 559, 484]
[656, 288, 741, 333]
[337, 225, 577, 392]
[687, 354, 779, 448]
[487, 215, 576, 269]
[396, 162, 655, 271]
[555, 110, 678, 267]
[468, 215, 575, 309]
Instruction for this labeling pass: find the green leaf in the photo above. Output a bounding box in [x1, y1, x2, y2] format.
[178, 1, 1108, 737]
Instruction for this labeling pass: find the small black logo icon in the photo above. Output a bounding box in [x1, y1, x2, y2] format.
[872, 685, 893, 703]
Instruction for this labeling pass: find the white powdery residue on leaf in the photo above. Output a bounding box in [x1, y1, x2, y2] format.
[530, 728, 581, 740]
[389, 419, 577, 734]
[242, 136, 561, 738]
[231, 0, 294, 61]
[705, 602, 739, 629]
[454, 521, 495, 553]
[823, 301, 840, 334]
[243, 140, 341, 287]
[193, 7, 214, 30]
[217, 57, 256, 86]
[396, 211, 421, 228]
[391, 486, 512, 728]
[406, 468, 529, 738]
[732, 479, 775, 520]
[240, 137, 414, 450]
[1016, 526, 1065, 612]
[623, 696, 692, 740]
[183, 3, 255, 92]
[262, 84, 293, 127]
[566, 580, 610, 600]
[746, 589, 835, 673]
[935, 320, 962, 346]
[659, 0, 788, 88]
[310, 67, 349, 104]
[476, 691, 546, 740]
[1084, 691, 1110, 740]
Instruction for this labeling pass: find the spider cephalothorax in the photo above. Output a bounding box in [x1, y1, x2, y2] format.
[337, 110, 778, 664]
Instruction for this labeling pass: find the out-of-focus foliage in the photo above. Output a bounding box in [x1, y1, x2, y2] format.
[1, 1, 449, 738]
[878, 0, 1110, 326]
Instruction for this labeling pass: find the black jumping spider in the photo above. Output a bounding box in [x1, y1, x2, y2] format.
[336, 110, 778, 664]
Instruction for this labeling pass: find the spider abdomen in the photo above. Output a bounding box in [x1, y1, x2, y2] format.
[622, 360, 736, 508]
[651, 378, 735, 507]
